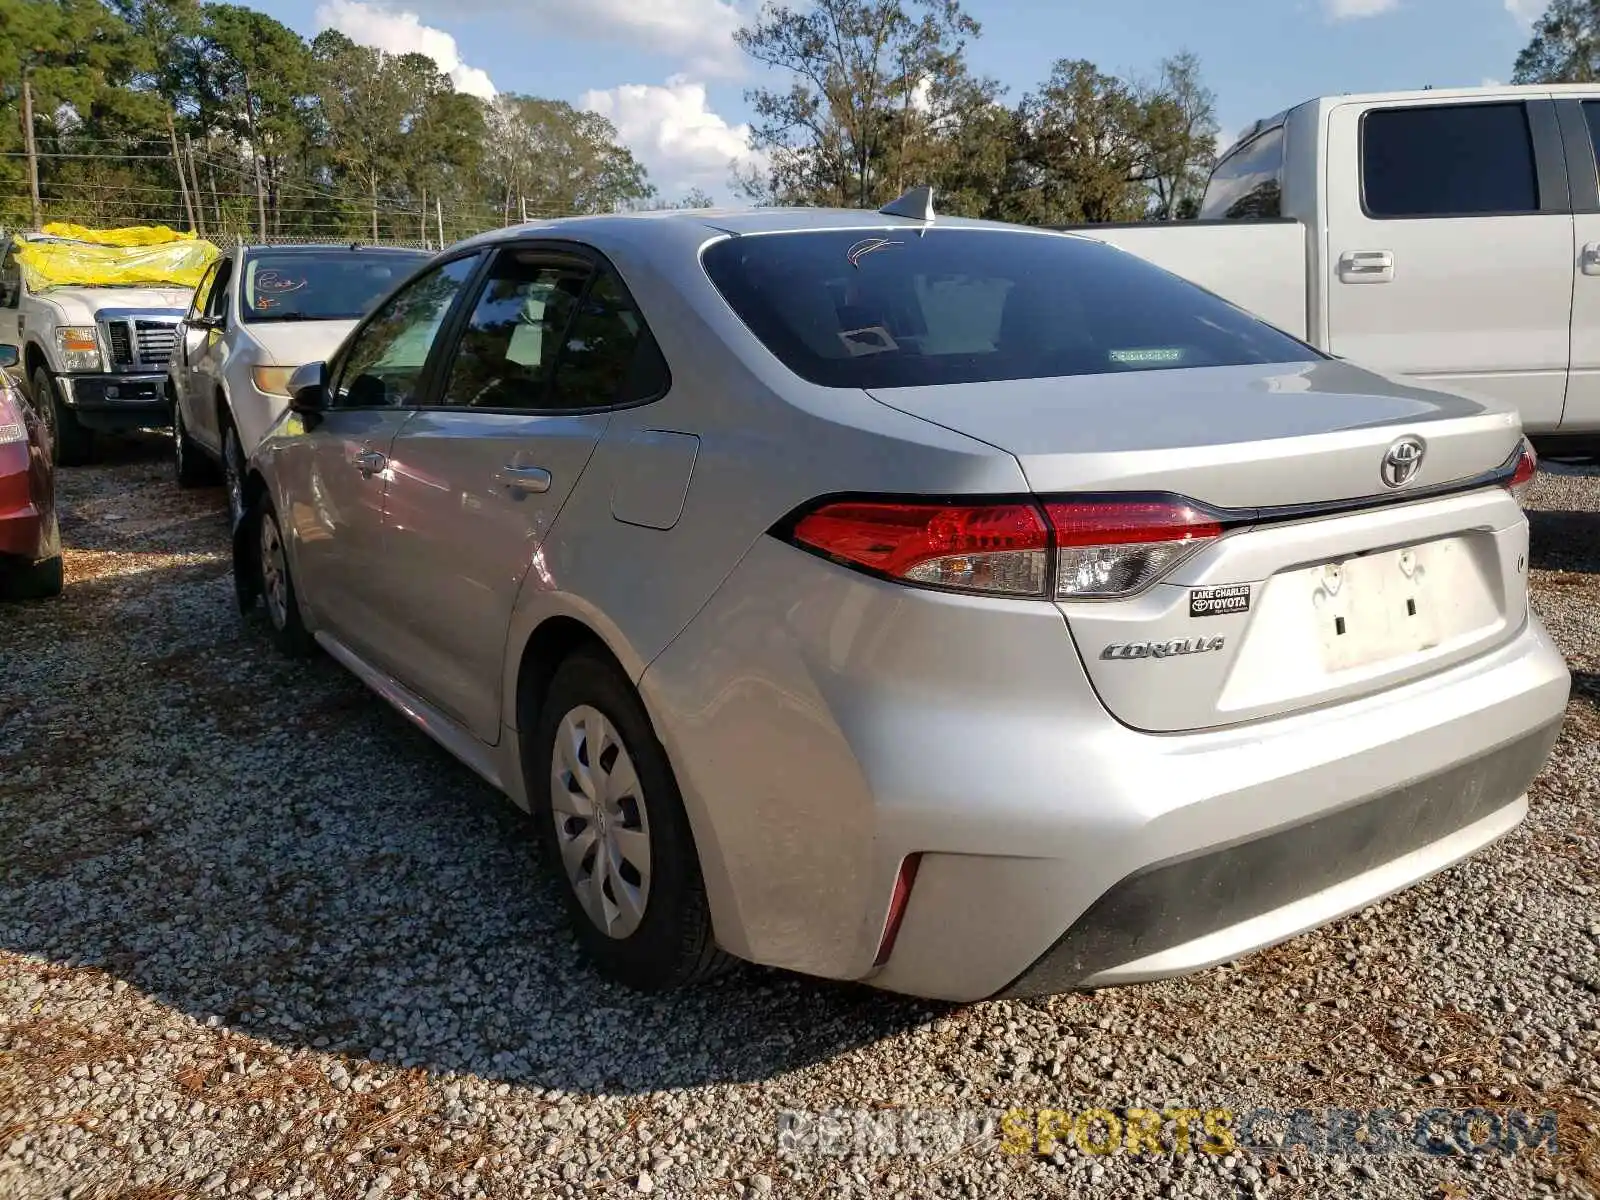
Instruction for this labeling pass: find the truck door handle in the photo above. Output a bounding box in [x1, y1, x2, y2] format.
[353, 449, 387, 476]
[1338, 250, 1393, 283]
[1582, 243, 1600, 276]
[504, 465, 552, 494]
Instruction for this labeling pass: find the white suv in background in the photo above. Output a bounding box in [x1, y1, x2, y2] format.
[169, 242, 430, 525]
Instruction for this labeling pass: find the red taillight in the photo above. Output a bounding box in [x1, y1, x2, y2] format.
[1507, 439, 1537, 507]
[792, 501, 1051, 596]
[787, 494, 1225, 599]
[0, 382, 25, 446]
[874, 853, 922, 967]
[1044, 498, 1223, 599]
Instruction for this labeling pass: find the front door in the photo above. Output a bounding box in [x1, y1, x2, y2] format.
[289, 252, 484, 666]
[380, 247, 658, 743]
[1323, 96, 1574, 433]
[0, 243, 23, 352]
[176, 260, 220, 435]
[189, 256, 234, 451]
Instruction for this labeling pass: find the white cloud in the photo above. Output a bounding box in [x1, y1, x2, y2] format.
[406, 0, 747, 79]
[315, 0, 499, 99]
[1323, 0, 1399, 17]
[1504, 0, 1545, 23]
[581, 76, 766, 203]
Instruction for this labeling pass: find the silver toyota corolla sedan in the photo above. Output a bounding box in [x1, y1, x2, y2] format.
[231, 193, 1570, 1003]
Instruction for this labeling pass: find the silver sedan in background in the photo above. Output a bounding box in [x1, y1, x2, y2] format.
[230, 195, 1569, 1003]
[168, 242, 432, 526]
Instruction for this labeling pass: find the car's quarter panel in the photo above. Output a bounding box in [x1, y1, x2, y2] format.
[380, 410, 611, 743]
[1321, 96, 1574, 431]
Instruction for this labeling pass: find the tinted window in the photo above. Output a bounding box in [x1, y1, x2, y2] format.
[1362, 103, 1539, 217]
[1582, 101, 1600, 188]
[700, 229, 1320, 389]
[204, 259, 233, 322]
[439, 252, 590, 409]
[550, 270, 670, 408]
[333, 255, 480, 409]
[1199, 126, 1284, 220]
[241, 250, 428, 322]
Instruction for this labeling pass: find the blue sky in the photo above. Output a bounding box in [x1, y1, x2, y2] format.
[256, 0, 1546, 203]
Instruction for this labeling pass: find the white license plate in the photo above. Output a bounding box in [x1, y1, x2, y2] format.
[1314, 540, 1455, 673]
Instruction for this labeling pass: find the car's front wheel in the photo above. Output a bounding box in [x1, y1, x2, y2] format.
[32, 367, 91, 467]
[0, 554, 63, 601]
[530, 648, 733, 991]
[221, 417, 247, 530]
[243, 493, 313, 657]
[172, 387, 214, 487]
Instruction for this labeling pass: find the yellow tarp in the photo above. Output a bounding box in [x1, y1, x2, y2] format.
[14, 225, 220, 292]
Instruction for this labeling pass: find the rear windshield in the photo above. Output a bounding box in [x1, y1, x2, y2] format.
[700, 228, 1318, 389]
[241, 250, 430, 323]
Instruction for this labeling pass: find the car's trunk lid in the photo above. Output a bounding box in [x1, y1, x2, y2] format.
[866, 360, 1530, 732]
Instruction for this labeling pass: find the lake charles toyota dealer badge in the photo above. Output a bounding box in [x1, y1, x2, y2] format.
[1189, 584, 1252, 618]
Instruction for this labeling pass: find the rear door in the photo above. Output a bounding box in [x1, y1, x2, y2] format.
[377, 244, 661, 743]
[1322, 96, 1573, 432]
[1557, 96, 1600, 434]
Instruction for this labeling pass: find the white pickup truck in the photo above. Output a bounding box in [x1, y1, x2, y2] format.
[1079, 83, 1600, 457]
[0, 232, 195, 465]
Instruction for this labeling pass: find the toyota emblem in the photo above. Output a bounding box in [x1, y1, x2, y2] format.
[1380, 435, 1426, 488]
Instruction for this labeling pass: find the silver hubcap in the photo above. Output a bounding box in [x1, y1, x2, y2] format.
[259, 512, 289, 630]
[225, 429, 243, 527]
[550, 706, 651, 939]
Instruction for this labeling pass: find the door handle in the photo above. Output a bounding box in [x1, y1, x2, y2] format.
[1583, 243, 1600, 276]
[504, 465, 552, 494]
[353, 449, 387, 476]
[1338, 250, 1394, 283]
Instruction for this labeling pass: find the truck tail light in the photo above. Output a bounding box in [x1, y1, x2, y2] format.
[1506, 439, 1537, 507]
[784, 494, 1224, 600]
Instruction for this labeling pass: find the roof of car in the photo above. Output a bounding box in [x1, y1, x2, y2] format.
[449, 205, 1061, 257]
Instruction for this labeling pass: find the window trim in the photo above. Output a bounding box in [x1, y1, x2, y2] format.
[325, 248, 491, 413]
[186, 260, 221, 322]
[1356, 98, 1569, 222]
[409, 238, 674, 418]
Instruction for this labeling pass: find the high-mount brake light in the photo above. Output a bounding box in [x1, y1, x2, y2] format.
[786, 494, 1224, 600]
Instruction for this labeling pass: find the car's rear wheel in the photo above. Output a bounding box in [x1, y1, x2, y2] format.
[0, 554, 63, 601]
[247, 494, 313, 658]
[32, 367, 91, 467]
[172, 386, 214, 487]
[530, 648, 733, 991]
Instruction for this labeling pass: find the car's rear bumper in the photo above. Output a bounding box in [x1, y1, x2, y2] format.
[641, 536, 1571, 1003]
[57, 374, 170, 431]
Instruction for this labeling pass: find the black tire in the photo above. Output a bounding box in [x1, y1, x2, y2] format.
[32, 367, 91, 467]
[221, 415, 247, 531]
[530, 648, 734, 991]
[172, 386, 214, 487]
[0, 554, 63, 601]
[245, 493, 313, 658]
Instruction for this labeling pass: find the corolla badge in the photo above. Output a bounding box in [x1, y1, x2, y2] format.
[1380, 435, 1426, 489]
[1100, 637, 1226, 660]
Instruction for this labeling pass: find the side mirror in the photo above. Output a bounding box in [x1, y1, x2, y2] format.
[286, 361, 328, 414]
[0, 344, 17, 369]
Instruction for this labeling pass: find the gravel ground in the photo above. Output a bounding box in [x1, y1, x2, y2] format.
[1, 433, 1597, 1200]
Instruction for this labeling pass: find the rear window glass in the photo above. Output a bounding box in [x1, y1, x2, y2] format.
[242, 250, 430, 323]
[1199, 126, 1285, 220]
[700, 229, 1319, 389]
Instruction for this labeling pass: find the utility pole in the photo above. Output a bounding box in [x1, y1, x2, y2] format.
[520, 195, 528, 224]
[184, 134, 207, 239]
[436, 197, 444, 249]
[241, 69, 268, 241]
[167, 109, 197, 233]
[21, 72, 42, 230]
[420, 186, 428, 247]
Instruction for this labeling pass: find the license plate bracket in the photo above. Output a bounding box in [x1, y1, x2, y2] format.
[1314, 541, 1447, 673]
